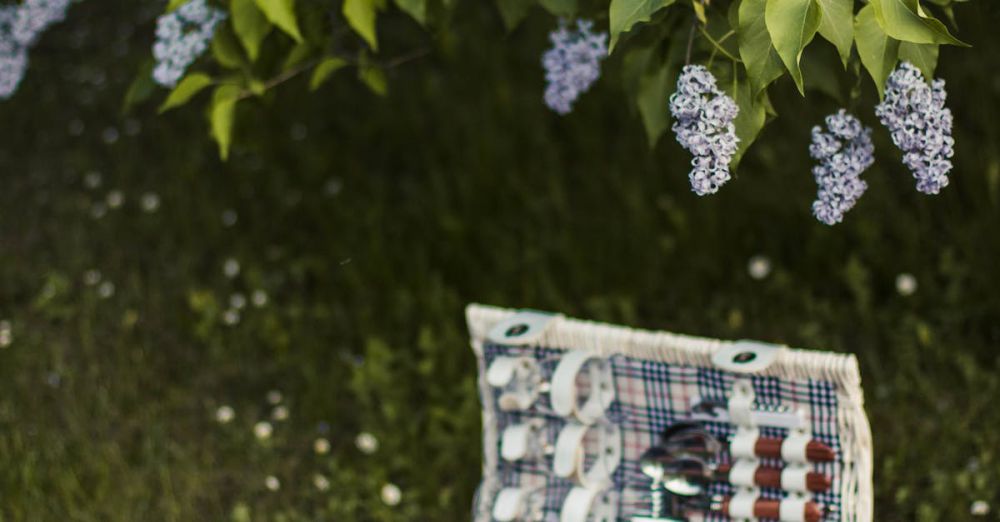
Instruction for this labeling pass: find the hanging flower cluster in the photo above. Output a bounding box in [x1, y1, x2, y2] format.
[876, 61, 955, 195]
[541, 19, 607, 115]
[0, 0, 72, 99]
[152, 0, 226, 88]
[669, 65, 740, 196]
[809, 110, 875, 225]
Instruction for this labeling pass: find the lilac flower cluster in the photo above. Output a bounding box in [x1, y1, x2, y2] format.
[542, 19, 607, 115]
[669, 65, 740, 195]
[152, 0, 226, 87]
[1, 0, 72, 99]
[809, 110, 874, 225]
[875, 61, 955, 195]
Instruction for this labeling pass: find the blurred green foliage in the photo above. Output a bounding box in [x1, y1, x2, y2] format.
[1, 1, 1000, 521]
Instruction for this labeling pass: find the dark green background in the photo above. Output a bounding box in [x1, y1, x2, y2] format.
[1, 1, 998, 520]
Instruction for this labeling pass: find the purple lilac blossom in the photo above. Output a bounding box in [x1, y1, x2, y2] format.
[1, 1, 72, 99]
[152, 0, 226, 88]
[542, 19, 607, 115]
[875, 61, 955, 195]
[13, 0, 71, 46]
[669, 65, 740, 195]
[809, 110, 874, 225]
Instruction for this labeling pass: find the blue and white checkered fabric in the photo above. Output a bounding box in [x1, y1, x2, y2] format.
[479, 342, 843, 521]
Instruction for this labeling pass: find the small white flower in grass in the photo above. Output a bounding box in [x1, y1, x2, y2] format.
[313, 474, 330, 491]
[68, 119, 85, 136]
[90, 203, 107, 219]
[97, 281, 115, 299]
[83, 269, 101, 286]
[747, 255, 771, 280]
[223, 258, 240, 278]
[324, 178, 343, 197]
[313, 438, 330, 454]
[101, 127, 119, 144]
[0, 320, 12, 349]
[896, 273, 917, 296]
[380, 483, 402, 506]
[229, 293, 247, 310]
[266, 390, 283, 405]
[124, 118, 141, 136]
[215, 405, 235, 424]
[106, 190, 124, 209]
[253, 421, 273, 440]
[271, 405, 289, 421]
[140, 192, 160, 213]
[221, 209, 238, 227]
[251, 290, 268, 307]
[264, 475, 280, 491]
[355, 432, 378, 454]
[83, 171, 102, 189]
[971, 500, 991, 516]
[222, 309, 240, 326]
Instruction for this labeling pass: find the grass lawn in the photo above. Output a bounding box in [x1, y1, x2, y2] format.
[1, 1, 999, 520]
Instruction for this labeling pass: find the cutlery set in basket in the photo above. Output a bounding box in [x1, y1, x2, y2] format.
[466, 305, 873, 522]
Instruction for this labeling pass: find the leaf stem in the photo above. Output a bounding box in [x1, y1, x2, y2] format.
[699, 27, 741, 63]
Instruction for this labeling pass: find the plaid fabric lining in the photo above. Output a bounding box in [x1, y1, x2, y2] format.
[479, 342, 843, 521]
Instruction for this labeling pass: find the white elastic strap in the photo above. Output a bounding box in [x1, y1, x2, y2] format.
[486, 357, 520, 387]
[501, 422, 542, 462]
[778, 496, 809, 522]
[552, 422, 621, 488]
[580, 423, 620, 489]
[728, 459, 758, 488]
[729, 491, 757, 519]
[492, 488, 528, 522]
[560, 487, 599, 522]
[551, 351, 613, 424]
[553, 423, 588, 479]
[781, 429, 812, 464]
[731, 426, 759, 460]
[728, 379, 756, 427]
[781, 466, 810, 493]
[579, 359, 614, 423]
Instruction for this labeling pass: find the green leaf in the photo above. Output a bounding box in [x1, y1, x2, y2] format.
[870, 0, 967, 46]
[282, 42, 313, 71]
[855, 4, 900, 98]
[159, 72, 214, 113]
[212, 25, 246, 69]
[166, 0, 188, 12]
[636, 60, 672, 148]
[764, 0, 822, 95]
[359, 66, 387, 96]
[899, 41, 939, 78]
[231, 0, 272, 61]
[738, 0, 785, 94]
[816, 0, 854, 66]
[209, 85, 243, 161]
[609, 0, 677, 50]
[309, 57, 348, 91]
[343, 0, 382, 50]
[727, 78, 767, 170]
[122, 60, 156, 114]
[496, 0, 535, 31]
[253, 0, 303, 43]
[395, 0, 427, 25]
[539, 0, 577, 17]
